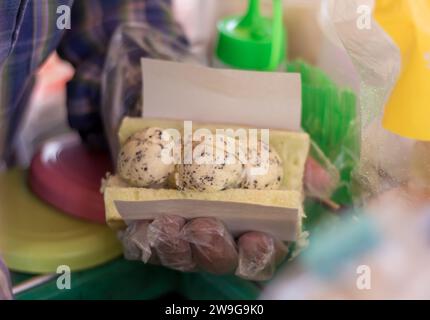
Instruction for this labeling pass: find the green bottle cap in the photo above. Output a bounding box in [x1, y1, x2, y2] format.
[216, 0, 286, 71]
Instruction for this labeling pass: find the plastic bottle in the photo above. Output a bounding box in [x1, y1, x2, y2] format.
[213, 0, 287, 71]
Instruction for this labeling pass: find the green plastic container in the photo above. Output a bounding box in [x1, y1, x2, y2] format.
[12, 259, 259, 300]
[215, 0, 286, 71]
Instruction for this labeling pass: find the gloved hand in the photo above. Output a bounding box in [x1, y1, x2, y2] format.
[119, 215, 288, 281]
[0, 257, 12, 300]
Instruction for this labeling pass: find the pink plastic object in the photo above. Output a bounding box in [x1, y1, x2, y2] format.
[29, 134, 112, 224]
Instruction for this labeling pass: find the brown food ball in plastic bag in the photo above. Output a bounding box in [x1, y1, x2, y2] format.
[236, 232, 288, 281]
[147, 215, 195, 272]
[119, 221, 160, 264]
[183, 218, 238, 275]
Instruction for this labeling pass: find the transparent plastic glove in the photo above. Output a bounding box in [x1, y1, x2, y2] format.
[0, 257, 12, 300]
[119, 215, 287, 281]
[182, 218, 238, 275]
[236, 232, 288, 281]
[118, 221, 158, 264]
[147, 215, 195, 272]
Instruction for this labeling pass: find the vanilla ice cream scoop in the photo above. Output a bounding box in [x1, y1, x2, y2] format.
[117, 128, 175, 187]
[241, 140, 283, 190]
[127, 127, 166, 145]
[176, 135, 245, 192]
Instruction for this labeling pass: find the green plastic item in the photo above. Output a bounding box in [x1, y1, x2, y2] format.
[287, 60, 360, 205]
[216, 0, 286, 71]
[12, 259, 260, 300]
[13, 260, 179, 300]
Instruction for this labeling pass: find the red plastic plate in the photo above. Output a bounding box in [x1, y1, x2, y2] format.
[29, 134, 112, 224]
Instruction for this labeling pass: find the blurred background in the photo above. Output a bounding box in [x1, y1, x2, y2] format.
[1, 0, 430, 300]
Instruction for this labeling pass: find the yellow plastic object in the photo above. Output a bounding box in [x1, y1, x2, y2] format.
[374, 0, 430, 141]
[0, 170, 122, 274]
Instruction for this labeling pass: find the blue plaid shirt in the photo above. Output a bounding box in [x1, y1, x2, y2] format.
[0, 0, 183, 167]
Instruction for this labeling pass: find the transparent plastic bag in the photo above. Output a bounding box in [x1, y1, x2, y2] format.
[325, 0, 415, 202]
[101, 21, 200, 161]
[304, 142, 341, 205]
[288, 59, 358, 206]
[119, 215, 287, 281]
[236, 231, 288, 281]
[0, 257, 12, 300]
